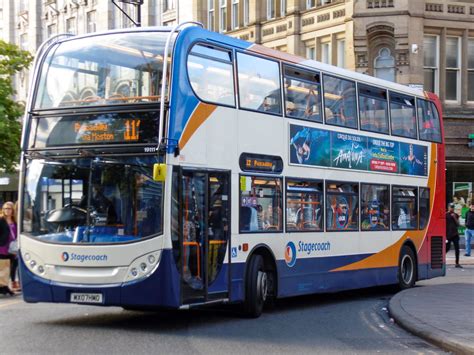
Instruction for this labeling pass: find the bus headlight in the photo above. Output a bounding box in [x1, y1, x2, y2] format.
[22, 250, 46, 278]
[124, 250, 161, 283]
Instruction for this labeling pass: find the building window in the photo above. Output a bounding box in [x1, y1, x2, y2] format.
[468, 38, 474, 102]
[445, 37, 460, 101]
[86, 10, 96, 33]
[66, 17, 76, 34]
[281, 0, 286, 16]
[423, 36, 439, 94]
[219, 0, 227, 32]
[307, 0, 316, 8]
[208, 0, 215, 31]
[321, 42, 331, 64]
[306, 46, 315, 60]
[286, 179, 323, 232]
[239, 176, 283, 233]
[267, 0, 275, 20]
[361, 184, 390, 231]
[164, 0, 176, 11]
[374, 47, 395, 82]
[232, 0, 239, 30]
[243, 0, 249, 25]
[326, 181, 359, 232]
[337, 39, 345, 68]
[19, 33, 28, 51]
[47, 23, 57, 38]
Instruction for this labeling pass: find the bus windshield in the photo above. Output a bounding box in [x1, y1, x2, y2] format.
[22, 156, 163, 244]
[34, 31, 171, 110]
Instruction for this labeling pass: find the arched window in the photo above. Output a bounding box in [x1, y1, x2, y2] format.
[374, 47, 395, 82]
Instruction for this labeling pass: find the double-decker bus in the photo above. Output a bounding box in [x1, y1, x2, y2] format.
[19, 23, 445, 317]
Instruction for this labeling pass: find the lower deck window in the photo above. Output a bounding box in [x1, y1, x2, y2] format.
[240, 175, 283, 233]
[326, 181, 359, 231]
[286, 179, 323, 232]
[392, 186, 418, 230]
[361, 184, 390, 231]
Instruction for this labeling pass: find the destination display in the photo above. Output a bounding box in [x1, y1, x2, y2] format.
[289, 124, 428, 176]
[31, 112, 159, 148]
[239, 153, 283, 174]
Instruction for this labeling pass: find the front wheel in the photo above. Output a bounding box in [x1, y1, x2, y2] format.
[243, 255, 267, 318]
[398, 245, 416, 290]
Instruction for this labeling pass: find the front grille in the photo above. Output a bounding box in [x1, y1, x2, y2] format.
[431, 236, 443, 269]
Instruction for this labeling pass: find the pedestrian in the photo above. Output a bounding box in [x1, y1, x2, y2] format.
[446, 203, 462, 268]
[464, 202, 474, 257]
[0, 202, 15, 295]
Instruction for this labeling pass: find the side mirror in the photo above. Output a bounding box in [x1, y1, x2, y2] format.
[153, 163, 166, 182]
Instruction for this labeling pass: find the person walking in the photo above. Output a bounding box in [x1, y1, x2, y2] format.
[464, 202, 474, 257]
[446, 203, 462, 268]
[0, 202, 15, 295]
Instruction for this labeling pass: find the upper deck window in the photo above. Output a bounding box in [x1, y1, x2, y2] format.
[237, 52, 282, 115]
[283, 65, 322, 123]
[417, 99, 442, 143]
[34, 32, 171, 110]
[188, 44, 235, 107]
[322, 74, 357, 129]
[358, 84, 389, 134]
[390, 92, 416, 139]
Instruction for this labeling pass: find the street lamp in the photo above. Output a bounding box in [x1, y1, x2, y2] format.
[111, 0, 144, 27]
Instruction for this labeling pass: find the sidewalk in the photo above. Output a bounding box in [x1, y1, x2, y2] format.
[389, 250, 474, 354]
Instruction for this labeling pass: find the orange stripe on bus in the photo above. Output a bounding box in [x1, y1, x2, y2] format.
[331, 143, 437, 272]
[179, 103, 217, 150]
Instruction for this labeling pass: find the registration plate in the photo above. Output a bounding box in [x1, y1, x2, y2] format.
[70, 293, 103, 304]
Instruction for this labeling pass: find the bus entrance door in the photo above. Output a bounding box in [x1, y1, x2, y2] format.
[178, 169, 230, 305]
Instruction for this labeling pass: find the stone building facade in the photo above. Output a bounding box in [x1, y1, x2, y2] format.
[0, 0, 473, 206]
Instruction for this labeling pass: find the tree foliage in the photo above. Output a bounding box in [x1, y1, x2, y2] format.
[0, 40, 33, 172]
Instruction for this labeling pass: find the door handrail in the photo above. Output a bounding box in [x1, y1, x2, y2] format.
[158, 21, 203, 153]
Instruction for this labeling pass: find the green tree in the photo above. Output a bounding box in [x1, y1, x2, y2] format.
[0, 40, 33, 172]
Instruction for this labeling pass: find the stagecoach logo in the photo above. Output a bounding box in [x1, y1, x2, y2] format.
[60, 252, 108, 263]
[285, 241, 297, 268]
[62, 252, 69, 262]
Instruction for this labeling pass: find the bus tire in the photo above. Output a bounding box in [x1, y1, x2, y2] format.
[244, 255, 267, 318]
[398, 245, 416, 290]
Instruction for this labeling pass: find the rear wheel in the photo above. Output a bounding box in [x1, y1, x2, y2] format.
[243, 255, 267, 318]
[398, 245, 416, 290]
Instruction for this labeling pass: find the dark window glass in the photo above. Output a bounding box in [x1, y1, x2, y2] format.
[419, 187, 430, 230]
[417, 99, 442, 143]
[283, 65, 322, 122]
[358, 84, 389, 134]
[323, 74, 357, 129]
[237, 52, 282, 114]
[239, 176, 282, 233]
[326, 182, 359, 231]
[286, 180, 323, 232]
[390, 92, 416, 138]
[361, 184, 390, 231]
[22, 156, 163, 244]
[392, 186, 418, 230]
[188, 44, 235, 106]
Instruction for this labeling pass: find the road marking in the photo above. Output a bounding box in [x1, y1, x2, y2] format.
[0, 300, 22, 309]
